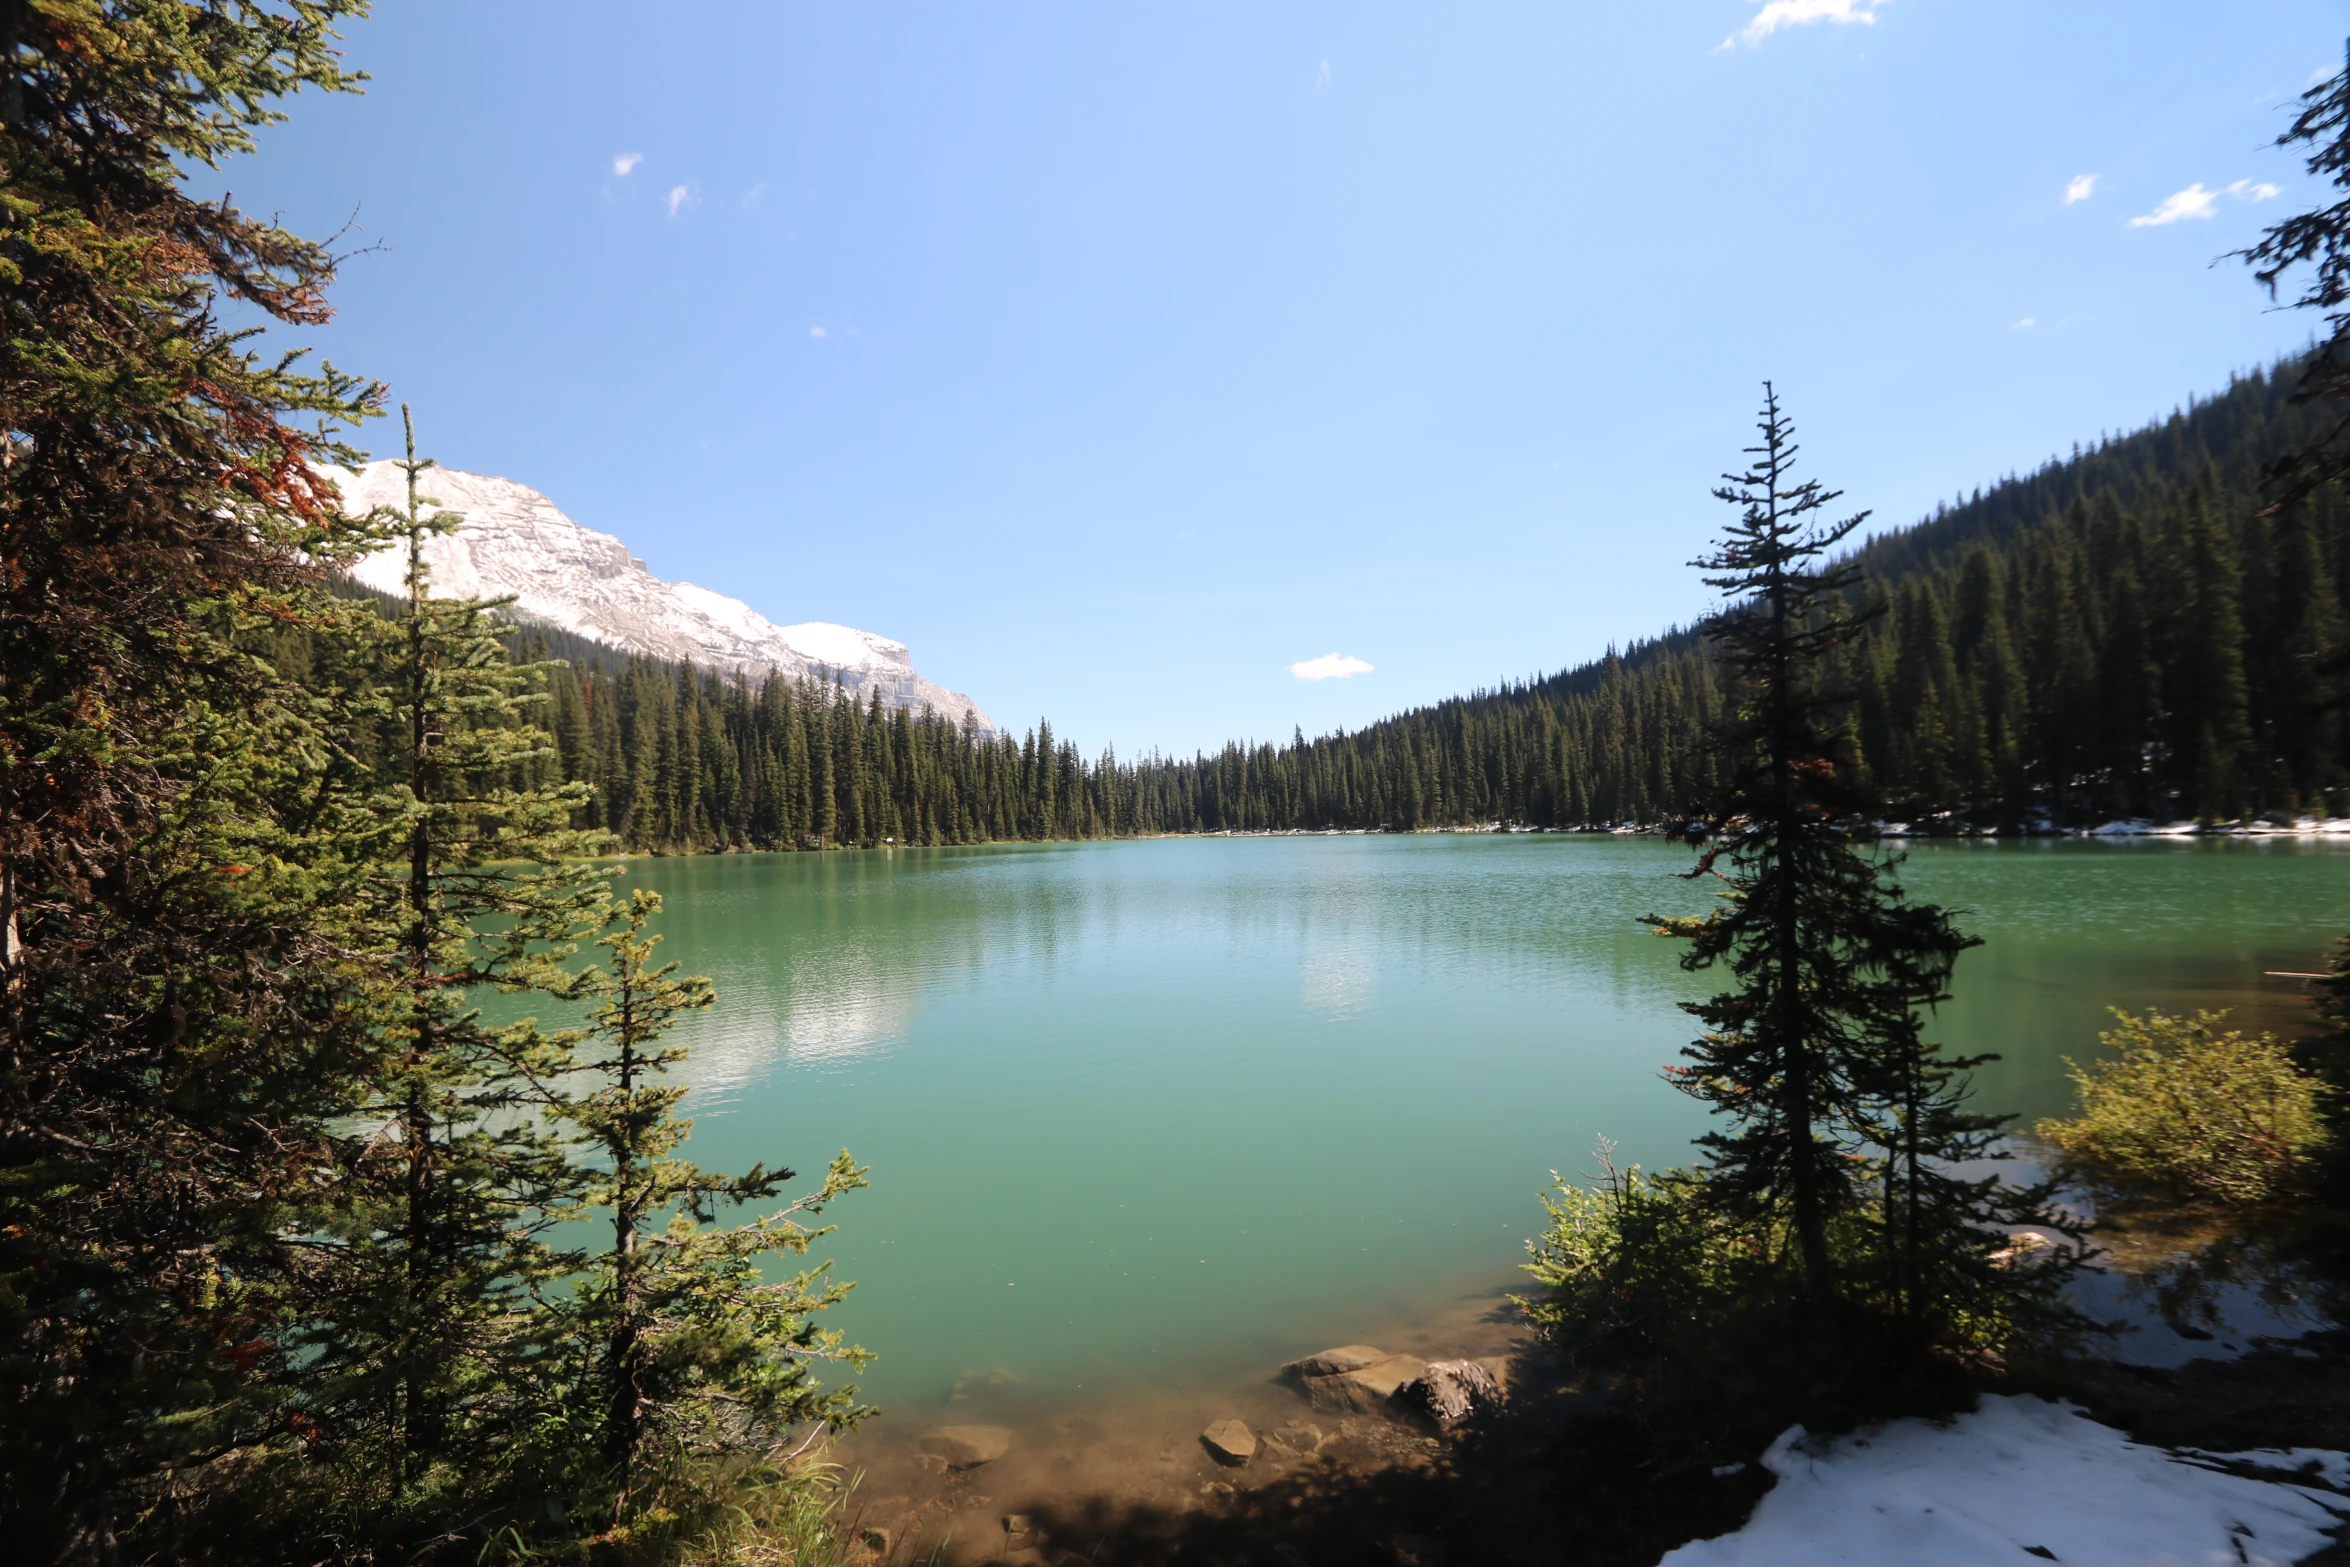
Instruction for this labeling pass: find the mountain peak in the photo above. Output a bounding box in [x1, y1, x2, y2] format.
[335, 462, 993, 733]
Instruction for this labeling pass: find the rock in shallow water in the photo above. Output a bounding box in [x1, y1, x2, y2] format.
[1302, 1353, 1428, 1415]
[1285, 1343, 1388, 1379]
[1201, 1418, 1257, 1465]
[919, 1425, 1011, 1468]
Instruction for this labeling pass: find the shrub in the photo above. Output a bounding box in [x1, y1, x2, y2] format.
[1520, 1139, 2088, 1452]
[2036, 1009, 2329, 1204]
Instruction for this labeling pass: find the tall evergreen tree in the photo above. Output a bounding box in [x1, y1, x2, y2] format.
[0, 5, 382, 1557]
[2167, 491, 2254, 821]
[306, 413, 608, 1530]
[548, 891, 868, 1528]
[1655, 387, 1973, 1322]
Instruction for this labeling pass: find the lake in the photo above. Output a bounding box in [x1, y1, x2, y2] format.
[611, 833, 2350, 1416]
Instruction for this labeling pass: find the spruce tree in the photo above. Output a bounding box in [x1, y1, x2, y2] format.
[1655, 387, 1976, 1322]
[547, 891, 868, 1528]
[307, 412, 609, 1526]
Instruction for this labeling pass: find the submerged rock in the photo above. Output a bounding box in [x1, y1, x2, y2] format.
[1285, 1343, 1387, 1379]
[919, 1425, 1012, 1468]
[1397, 1359, 1502, 1425]
[1201, 1418, 1258, 1465]
[1302, 1353, 1428, 1415]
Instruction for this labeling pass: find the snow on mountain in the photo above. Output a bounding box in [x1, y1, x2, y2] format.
[333, 462, 993, 733]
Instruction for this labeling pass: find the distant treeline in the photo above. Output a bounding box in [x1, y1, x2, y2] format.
[1215, 357, 2350, 833]
[328, 357, 2350, 852]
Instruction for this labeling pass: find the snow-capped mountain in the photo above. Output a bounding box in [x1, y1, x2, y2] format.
[334, 462, 993, 733]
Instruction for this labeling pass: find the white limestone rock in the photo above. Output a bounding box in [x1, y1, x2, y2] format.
[332, 462, 993, 733]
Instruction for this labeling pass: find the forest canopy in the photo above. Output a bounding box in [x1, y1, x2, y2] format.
[382, 355, 2348, 852]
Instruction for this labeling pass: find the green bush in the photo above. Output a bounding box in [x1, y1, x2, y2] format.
[2036, 1009, 2329, 1204]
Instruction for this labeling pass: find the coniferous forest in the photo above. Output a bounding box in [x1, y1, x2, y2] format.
[429, 357, 2350, 851]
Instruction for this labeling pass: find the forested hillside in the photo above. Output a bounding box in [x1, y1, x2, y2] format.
[1172, 357, 2350, 833]
[366, 357, 2345, 851]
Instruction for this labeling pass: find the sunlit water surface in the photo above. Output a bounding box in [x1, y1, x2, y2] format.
[597, 834, 2350, 1412]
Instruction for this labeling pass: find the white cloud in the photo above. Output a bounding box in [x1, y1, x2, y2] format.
[2012, 317, 2036, 330]
[742, 182, 769, 210]
[2227, 178, 2283, 202]
[1287, 652, 1373, 682]
[612, 152, 643, 177]
[1722, 0, 1887, 50]
[808, 326, 827, 339]
[1315, 58, 1331, 88]
[2064, 173, 2098, 205]
[666, 183, 698, 217]
[2128, 184, 2217, 227]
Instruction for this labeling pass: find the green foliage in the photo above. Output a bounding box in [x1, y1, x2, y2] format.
[289, 413, 616, 1526]
[1519, 1154, 1755, 1379]
[1521, 392, 2088, 1466]
[1519, 1147, 2082, 1451]
[0, 1, 385, 1555]
[1522, 1151, 2096, 1437]
[2237, 42, 2350, 507]
[1653, 384, 1904, 1303]
[2037, 1009, 2331, 1204]
[0, 8, 884, 1559]
[532, 889, 869, 1537]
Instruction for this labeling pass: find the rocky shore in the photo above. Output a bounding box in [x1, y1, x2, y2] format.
[831, 1298, 1553, 1567]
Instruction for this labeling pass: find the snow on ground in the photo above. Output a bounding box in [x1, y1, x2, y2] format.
[2081, 818, 2350, 837]
[1659, 1395, 2344, 1567]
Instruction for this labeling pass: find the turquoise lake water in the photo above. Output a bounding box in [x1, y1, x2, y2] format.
[604, 834, 2350, 1412]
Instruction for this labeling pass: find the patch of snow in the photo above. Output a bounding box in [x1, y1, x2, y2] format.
[669, 580, 783, 643]
[1659, 1395, 2344, 1567]
[329, 463, 992, 732]
[776, 620, 906, 672]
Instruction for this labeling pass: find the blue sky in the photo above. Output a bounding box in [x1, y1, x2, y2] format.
[241, 1, 2342, 754]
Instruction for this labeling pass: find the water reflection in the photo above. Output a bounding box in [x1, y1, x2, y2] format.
[609, 835, 2350, 1404]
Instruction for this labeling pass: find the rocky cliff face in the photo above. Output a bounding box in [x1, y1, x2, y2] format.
[335, 462, 993, 733]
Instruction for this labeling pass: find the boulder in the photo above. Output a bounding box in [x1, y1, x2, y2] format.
[1284, 1343, 1387, 1379]
[1397, 1359, 1502, 1425]
[918, 1425, 1012, 1468]
[1201, 1419, 1257, 1465]
[1301, 1353, 1427, 1415]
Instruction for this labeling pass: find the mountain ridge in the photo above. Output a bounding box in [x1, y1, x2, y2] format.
[334, 461, 994, 734]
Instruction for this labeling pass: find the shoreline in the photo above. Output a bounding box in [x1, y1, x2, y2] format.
[829, 1284, 1546, 1565]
